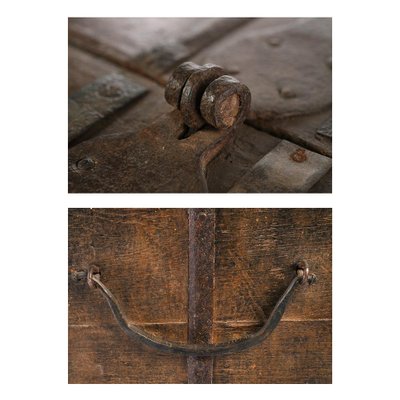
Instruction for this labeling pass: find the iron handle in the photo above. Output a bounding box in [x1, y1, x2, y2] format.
[83, 262, 316, 356]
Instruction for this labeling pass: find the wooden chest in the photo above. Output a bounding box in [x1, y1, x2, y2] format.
[68, 18, 332, 193]
[68, 208, 332, 383]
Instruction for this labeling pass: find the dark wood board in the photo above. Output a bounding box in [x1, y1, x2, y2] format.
[69, 324, 188, 384]
[193, 18, 332, 157]
[69, 18, 251, 83]
[213, 321, 332, 383]
[68, 45, 172, 146]
[214, 208, 332, 323]
[68, 19, 332, 192]
[69, 209, 331, 384]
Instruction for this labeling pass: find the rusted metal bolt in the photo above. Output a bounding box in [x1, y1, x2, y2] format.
[200, 75, 251, 130]
[165, 62, 251, 130]
[295, 260, 316, 285]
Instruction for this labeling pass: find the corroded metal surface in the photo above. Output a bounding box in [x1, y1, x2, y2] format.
[200, 75, 251, 129]
[187, 209, 216, 383]
[68, 110, 231, 192]
[68, 72, 147, 143]
[180, 64, 225, 129]
[68, 18, 332, 192]
[164, 61, 200, 108]
[165, 62, 251, 131]
[194, 18, 332, 155]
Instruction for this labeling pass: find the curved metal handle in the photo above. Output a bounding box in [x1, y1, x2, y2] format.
[86, 262, 316, 356]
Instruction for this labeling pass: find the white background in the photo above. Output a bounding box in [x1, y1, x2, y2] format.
[1, 0, 399, 397]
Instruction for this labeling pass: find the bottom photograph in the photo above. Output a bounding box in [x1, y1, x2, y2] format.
[68, 208, 332, 384]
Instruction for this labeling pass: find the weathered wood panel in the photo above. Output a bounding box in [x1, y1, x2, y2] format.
[230, 140, 332, 192]
[69, 209, 190, 383]
[194, 18, 332, 156]
[68, 209, 189, 326]
[69, 324, 188, 383]
[69, 208, 332, 383]
[206, 125, 281, 193]
[68, 19, 332, 192]
[69, 18, 250, 82]
[214, 208, 332, 322]
[68, 72, 147, 143]
[68, 46, 172, 146]
[213, 321, 332, 383]
[68, 111, 232, 193]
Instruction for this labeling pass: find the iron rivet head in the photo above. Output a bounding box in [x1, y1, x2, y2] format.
[76, 157, 95, 171]
[279, 86, 297, 99]
[290, 148, 307, 163]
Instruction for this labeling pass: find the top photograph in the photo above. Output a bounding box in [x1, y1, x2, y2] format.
[68, 17, 332, 193]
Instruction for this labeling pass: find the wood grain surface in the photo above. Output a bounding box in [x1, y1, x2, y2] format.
[193, 18, 332, 157]
[69, 209, 331, 384]
[68, 19, 331, 192]
[69, 18, 250, 83]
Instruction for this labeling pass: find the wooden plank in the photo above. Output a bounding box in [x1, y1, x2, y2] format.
[213, 208, 332, 322]
[187, 209, 215, 384]
[68, 209, 189, 326]
[69, 18, 250, 82]
[68, 72, 147, 143]
[206, 125, 281, 193]
[68, 46, 173, 145]
[69, 208, 331, 383]
[193, 18, 332, 156]
[251, 110, 332, 157]
[69, 45, 331, 193]
[229, 140, 332, 193]
[69, 324, 188, 383]
[213, 321, 331, 383]
[309, 168, 332, 193]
